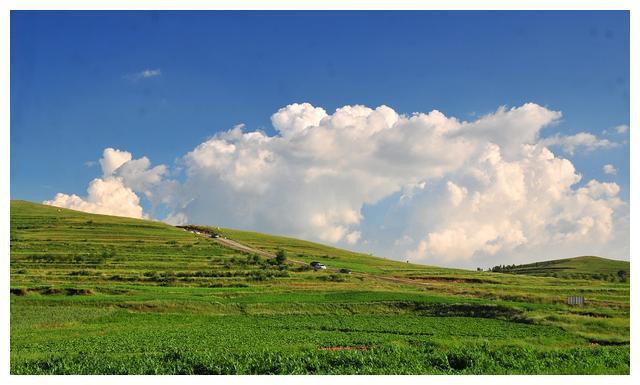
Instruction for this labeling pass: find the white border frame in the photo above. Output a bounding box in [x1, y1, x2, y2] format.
[1, 1, 635, 385]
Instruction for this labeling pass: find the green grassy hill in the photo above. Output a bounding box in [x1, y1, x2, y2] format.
[193, 225, 463, 275]
[9, 200, 630, 374]
[491, 256, 629, 280]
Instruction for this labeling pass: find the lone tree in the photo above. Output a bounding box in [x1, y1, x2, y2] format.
[275, 249, 287, 265]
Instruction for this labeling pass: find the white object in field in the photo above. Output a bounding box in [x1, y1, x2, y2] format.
[567, 296, 584, 306]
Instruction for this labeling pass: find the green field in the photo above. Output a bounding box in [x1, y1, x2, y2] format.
[10, 200, 630, 374]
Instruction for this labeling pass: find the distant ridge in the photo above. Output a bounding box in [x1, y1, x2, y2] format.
[489, 255, 629, 280]
[12, 200, 628, 280]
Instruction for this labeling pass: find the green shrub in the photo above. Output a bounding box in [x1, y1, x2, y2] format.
[275, 250, 287, 265]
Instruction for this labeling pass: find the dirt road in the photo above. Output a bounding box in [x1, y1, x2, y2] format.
[212, 237, 275, 259]
[208, 232, 431, 289]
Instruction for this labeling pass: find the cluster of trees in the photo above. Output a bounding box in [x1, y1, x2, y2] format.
[489, 264, 520, 273]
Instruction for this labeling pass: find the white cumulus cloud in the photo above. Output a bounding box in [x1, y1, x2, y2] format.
[44, 148, 171, 219]
[44, 178, 144, 218]
[100, 148, 132, 176]
[173, 103, 567, 247]
[44, 102, 628, 267]
[405, 144, 624, 265]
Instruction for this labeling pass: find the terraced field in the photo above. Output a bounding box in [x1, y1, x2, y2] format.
[9, 200, 630, 374]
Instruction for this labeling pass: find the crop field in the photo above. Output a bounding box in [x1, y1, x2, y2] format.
[9, 200, 630, 374]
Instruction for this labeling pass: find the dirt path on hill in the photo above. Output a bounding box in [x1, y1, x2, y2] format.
[211, 236, 306, 264]
[204, 231, 431, 289]
[212, 237, 275, 259]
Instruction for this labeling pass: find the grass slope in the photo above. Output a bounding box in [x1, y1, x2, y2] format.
[10, 200, 630, 374]
[494, 256, 629, 280]
[216, 227, 464, 275]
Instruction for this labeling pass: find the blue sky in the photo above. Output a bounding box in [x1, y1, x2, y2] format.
[11, 11, 629, 267]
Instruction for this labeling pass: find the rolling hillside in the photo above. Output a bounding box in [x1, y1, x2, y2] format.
[9, 200, 630, 374]
[185, 225, 465, 275]
[490, 256, 629, 280]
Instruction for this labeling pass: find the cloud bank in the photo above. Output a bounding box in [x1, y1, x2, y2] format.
[44, 102, 628, 267]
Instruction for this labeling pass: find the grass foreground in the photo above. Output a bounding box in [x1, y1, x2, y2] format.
[10, 200, 630, 374]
